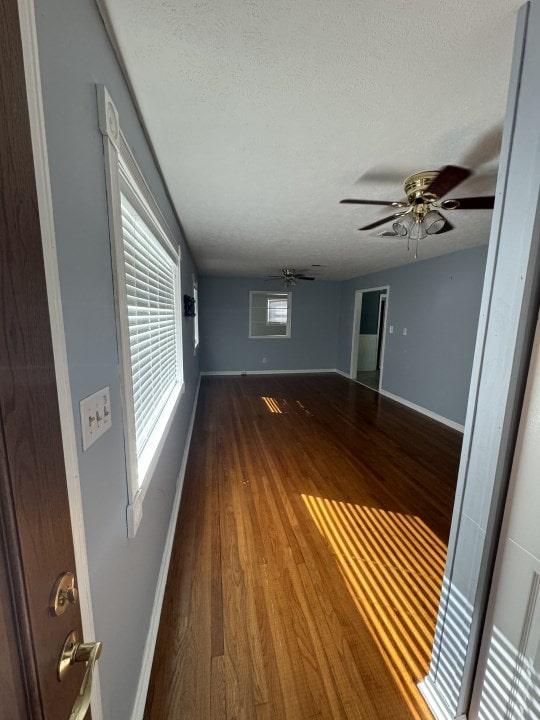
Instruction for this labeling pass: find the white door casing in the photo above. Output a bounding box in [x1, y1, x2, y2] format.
[421, 3, 540, 717]
[471, 313, 540, 720]
[349, 286, 389, 379]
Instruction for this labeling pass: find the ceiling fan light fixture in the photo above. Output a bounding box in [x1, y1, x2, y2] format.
[407, 218, 427, 259]
[409, 219, 427, 242]
[425, 209, 446, 235]
[392, 215, 410, 236]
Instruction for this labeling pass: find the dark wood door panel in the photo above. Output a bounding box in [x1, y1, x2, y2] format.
[0, 0, 86, 716]
[0, 467, 30, 719]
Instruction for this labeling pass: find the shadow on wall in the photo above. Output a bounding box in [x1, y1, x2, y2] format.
[477, 626, 540, 719]
[427, 578, 473, 714]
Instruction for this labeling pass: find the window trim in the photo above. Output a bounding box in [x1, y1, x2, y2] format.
[193, 274, 199, 354]
[249, 291, 292, 339]
[98, 85, 184, 536]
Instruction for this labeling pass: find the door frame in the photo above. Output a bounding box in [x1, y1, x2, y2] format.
[349, 285, 389, 388]
[16, 0, 101, 715]
[469, 313, 540, 718]
[376, 293, 387, 370]
[419, 4, 540, 717]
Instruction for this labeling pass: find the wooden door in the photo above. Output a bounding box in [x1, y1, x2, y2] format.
[471, 314, 540, 719]
[0, 0, 94, 717]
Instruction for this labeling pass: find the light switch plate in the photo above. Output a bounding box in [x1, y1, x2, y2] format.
[80, 386, 111, 451]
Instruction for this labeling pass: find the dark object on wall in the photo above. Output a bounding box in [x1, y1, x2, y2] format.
[184, 295, 196, 317]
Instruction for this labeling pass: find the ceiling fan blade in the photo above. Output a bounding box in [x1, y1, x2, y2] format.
[297, 275, 315, 280]
[359, 212, 406, 231]
[340, 198, 406, 207]
[265, 275, 283, 279]
[426, 165, 472, 199]
[441, 196, 495, 210]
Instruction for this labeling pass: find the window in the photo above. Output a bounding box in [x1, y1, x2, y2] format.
[249, 291, 291, 338]
[267, 296, 288, 324]
[120, 193, 180, 468]
[99, 86, 184, 536]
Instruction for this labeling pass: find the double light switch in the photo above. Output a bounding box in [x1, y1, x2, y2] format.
[80, 387, 111, 451]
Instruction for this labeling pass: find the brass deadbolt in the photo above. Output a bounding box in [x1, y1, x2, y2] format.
[50, 571, 79, 616]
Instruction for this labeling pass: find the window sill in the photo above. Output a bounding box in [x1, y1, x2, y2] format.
[126, 380, 185, 537]
[249, 335, 291, 339]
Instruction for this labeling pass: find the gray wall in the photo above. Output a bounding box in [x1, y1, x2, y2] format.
[360, 290, 384, 334]
[35, 1, 199, 718]
[199, 277, 341, 372]
[200, 249, 487, 424]
[337, 246, 488, 425]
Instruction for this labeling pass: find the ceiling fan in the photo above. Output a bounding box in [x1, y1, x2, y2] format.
[265, 268, 315, 287]
[340, 165, 495, 257]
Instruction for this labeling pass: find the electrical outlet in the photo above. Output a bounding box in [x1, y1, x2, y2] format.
[80, 386, 111, 451]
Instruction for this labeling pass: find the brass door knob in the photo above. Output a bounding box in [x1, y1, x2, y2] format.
[58, 631, 103, 720]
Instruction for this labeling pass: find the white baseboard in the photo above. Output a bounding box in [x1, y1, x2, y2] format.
[418, 679, 467, 720]
[131, 375, 201, 720]
[200, 368, 336, 376]
[379, 389, 465, 432]
[334, 371, 465, 432]
[198, 370, 463, 432]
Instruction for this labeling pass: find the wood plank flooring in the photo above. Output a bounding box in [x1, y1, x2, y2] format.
[355, 370, 380, 391]
[144, 374, 462, 720]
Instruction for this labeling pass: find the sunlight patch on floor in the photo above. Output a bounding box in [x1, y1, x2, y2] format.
[260, 396, 312, 415]
[261, 396, 283, 413]
[301, 493, 446, 719]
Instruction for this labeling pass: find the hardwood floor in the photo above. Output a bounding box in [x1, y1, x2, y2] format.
[355, 370, 380, 391]
[145, 374, 462, 720]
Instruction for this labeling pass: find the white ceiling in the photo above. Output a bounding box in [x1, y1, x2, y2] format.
[100, 0, 522, 280]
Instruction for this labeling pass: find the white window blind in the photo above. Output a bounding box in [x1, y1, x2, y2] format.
[267, 296, 288, 324]
[120, 193, 180, 463]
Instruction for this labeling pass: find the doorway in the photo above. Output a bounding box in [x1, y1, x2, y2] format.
[349, 286, 389, 391]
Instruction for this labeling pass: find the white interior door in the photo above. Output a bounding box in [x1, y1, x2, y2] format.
[471, 312, 540, 719]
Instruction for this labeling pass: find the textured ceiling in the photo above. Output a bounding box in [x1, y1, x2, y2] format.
[99, 0, 522, 280]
